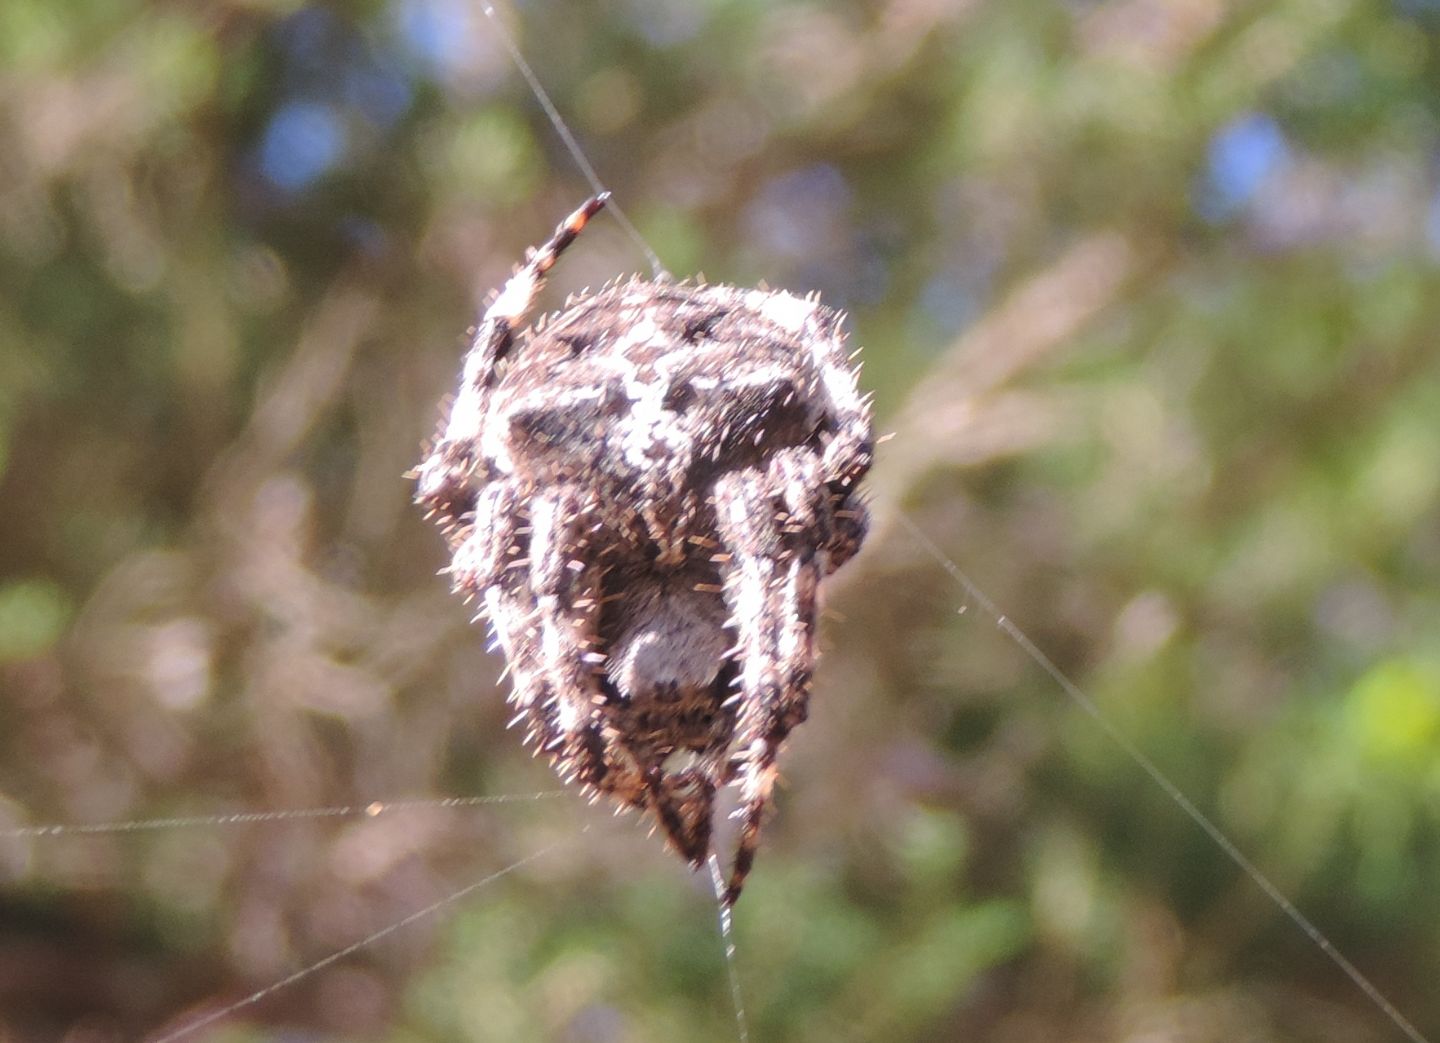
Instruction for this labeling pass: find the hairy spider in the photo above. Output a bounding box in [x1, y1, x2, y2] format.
[415, 195, 872, 905]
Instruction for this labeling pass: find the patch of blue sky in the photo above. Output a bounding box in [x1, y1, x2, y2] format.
[343, 52, 414, 129]
[1195, 112, 1291, 223]
[258, 100, 348, 193]
[395, 0, 474, 77]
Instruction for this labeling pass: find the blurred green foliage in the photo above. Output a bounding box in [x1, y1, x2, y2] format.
[1, 0, 1439, 1040]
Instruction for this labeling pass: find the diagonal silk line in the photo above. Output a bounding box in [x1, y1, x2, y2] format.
[480, 3, 668, 280]
[897, 512, 1430, 1043]
[148, 835, 570, 1043]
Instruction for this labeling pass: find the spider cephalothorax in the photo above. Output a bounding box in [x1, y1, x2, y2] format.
[415, 195, 872, 905]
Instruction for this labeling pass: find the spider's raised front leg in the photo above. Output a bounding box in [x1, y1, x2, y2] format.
[414, 194, 609, 523]
[712, 460, 825, 907]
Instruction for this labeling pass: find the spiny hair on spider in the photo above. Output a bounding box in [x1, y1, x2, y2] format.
[415, 195, 873, 907]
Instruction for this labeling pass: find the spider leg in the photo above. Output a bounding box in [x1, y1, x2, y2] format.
[814, 311, 874, 489]
[481, 528, 645, 811]
[452, 479, 580, 784]
[643, 764, 716, 866]
[825, 489, 869, 573]
[529, 487, 606, 731]
[527, 487, 675, 824]
[525, 486, 607, 776]
[471, 488, 552, 753]
[415, 194, 609, 520]
[481, 490, 690, 831]
[712, 463, 823, 906]
[456, 481, 572, 767]
[771, 447, 868, 575]
[483, 581, 554, 749]
[448, 482, 522, 593]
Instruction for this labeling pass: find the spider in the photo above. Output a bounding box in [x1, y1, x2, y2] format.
[414, 195, 872, 906]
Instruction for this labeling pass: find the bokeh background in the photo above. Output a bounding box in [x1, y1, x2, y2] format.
[2, 0, 1439, 1040]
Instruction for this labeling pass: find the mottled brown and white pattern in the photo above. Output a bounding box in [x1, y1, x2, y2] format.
[415, 195, 872, 905]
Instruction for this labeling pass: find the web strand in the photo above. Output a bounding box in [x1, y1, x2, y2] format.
[708, 854, 750, 1043]
[147, 836, 569, 1043]
[896, 513, 1430, 1043]
[479, 2, 667, 280]
[1, 791, 568, 839]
